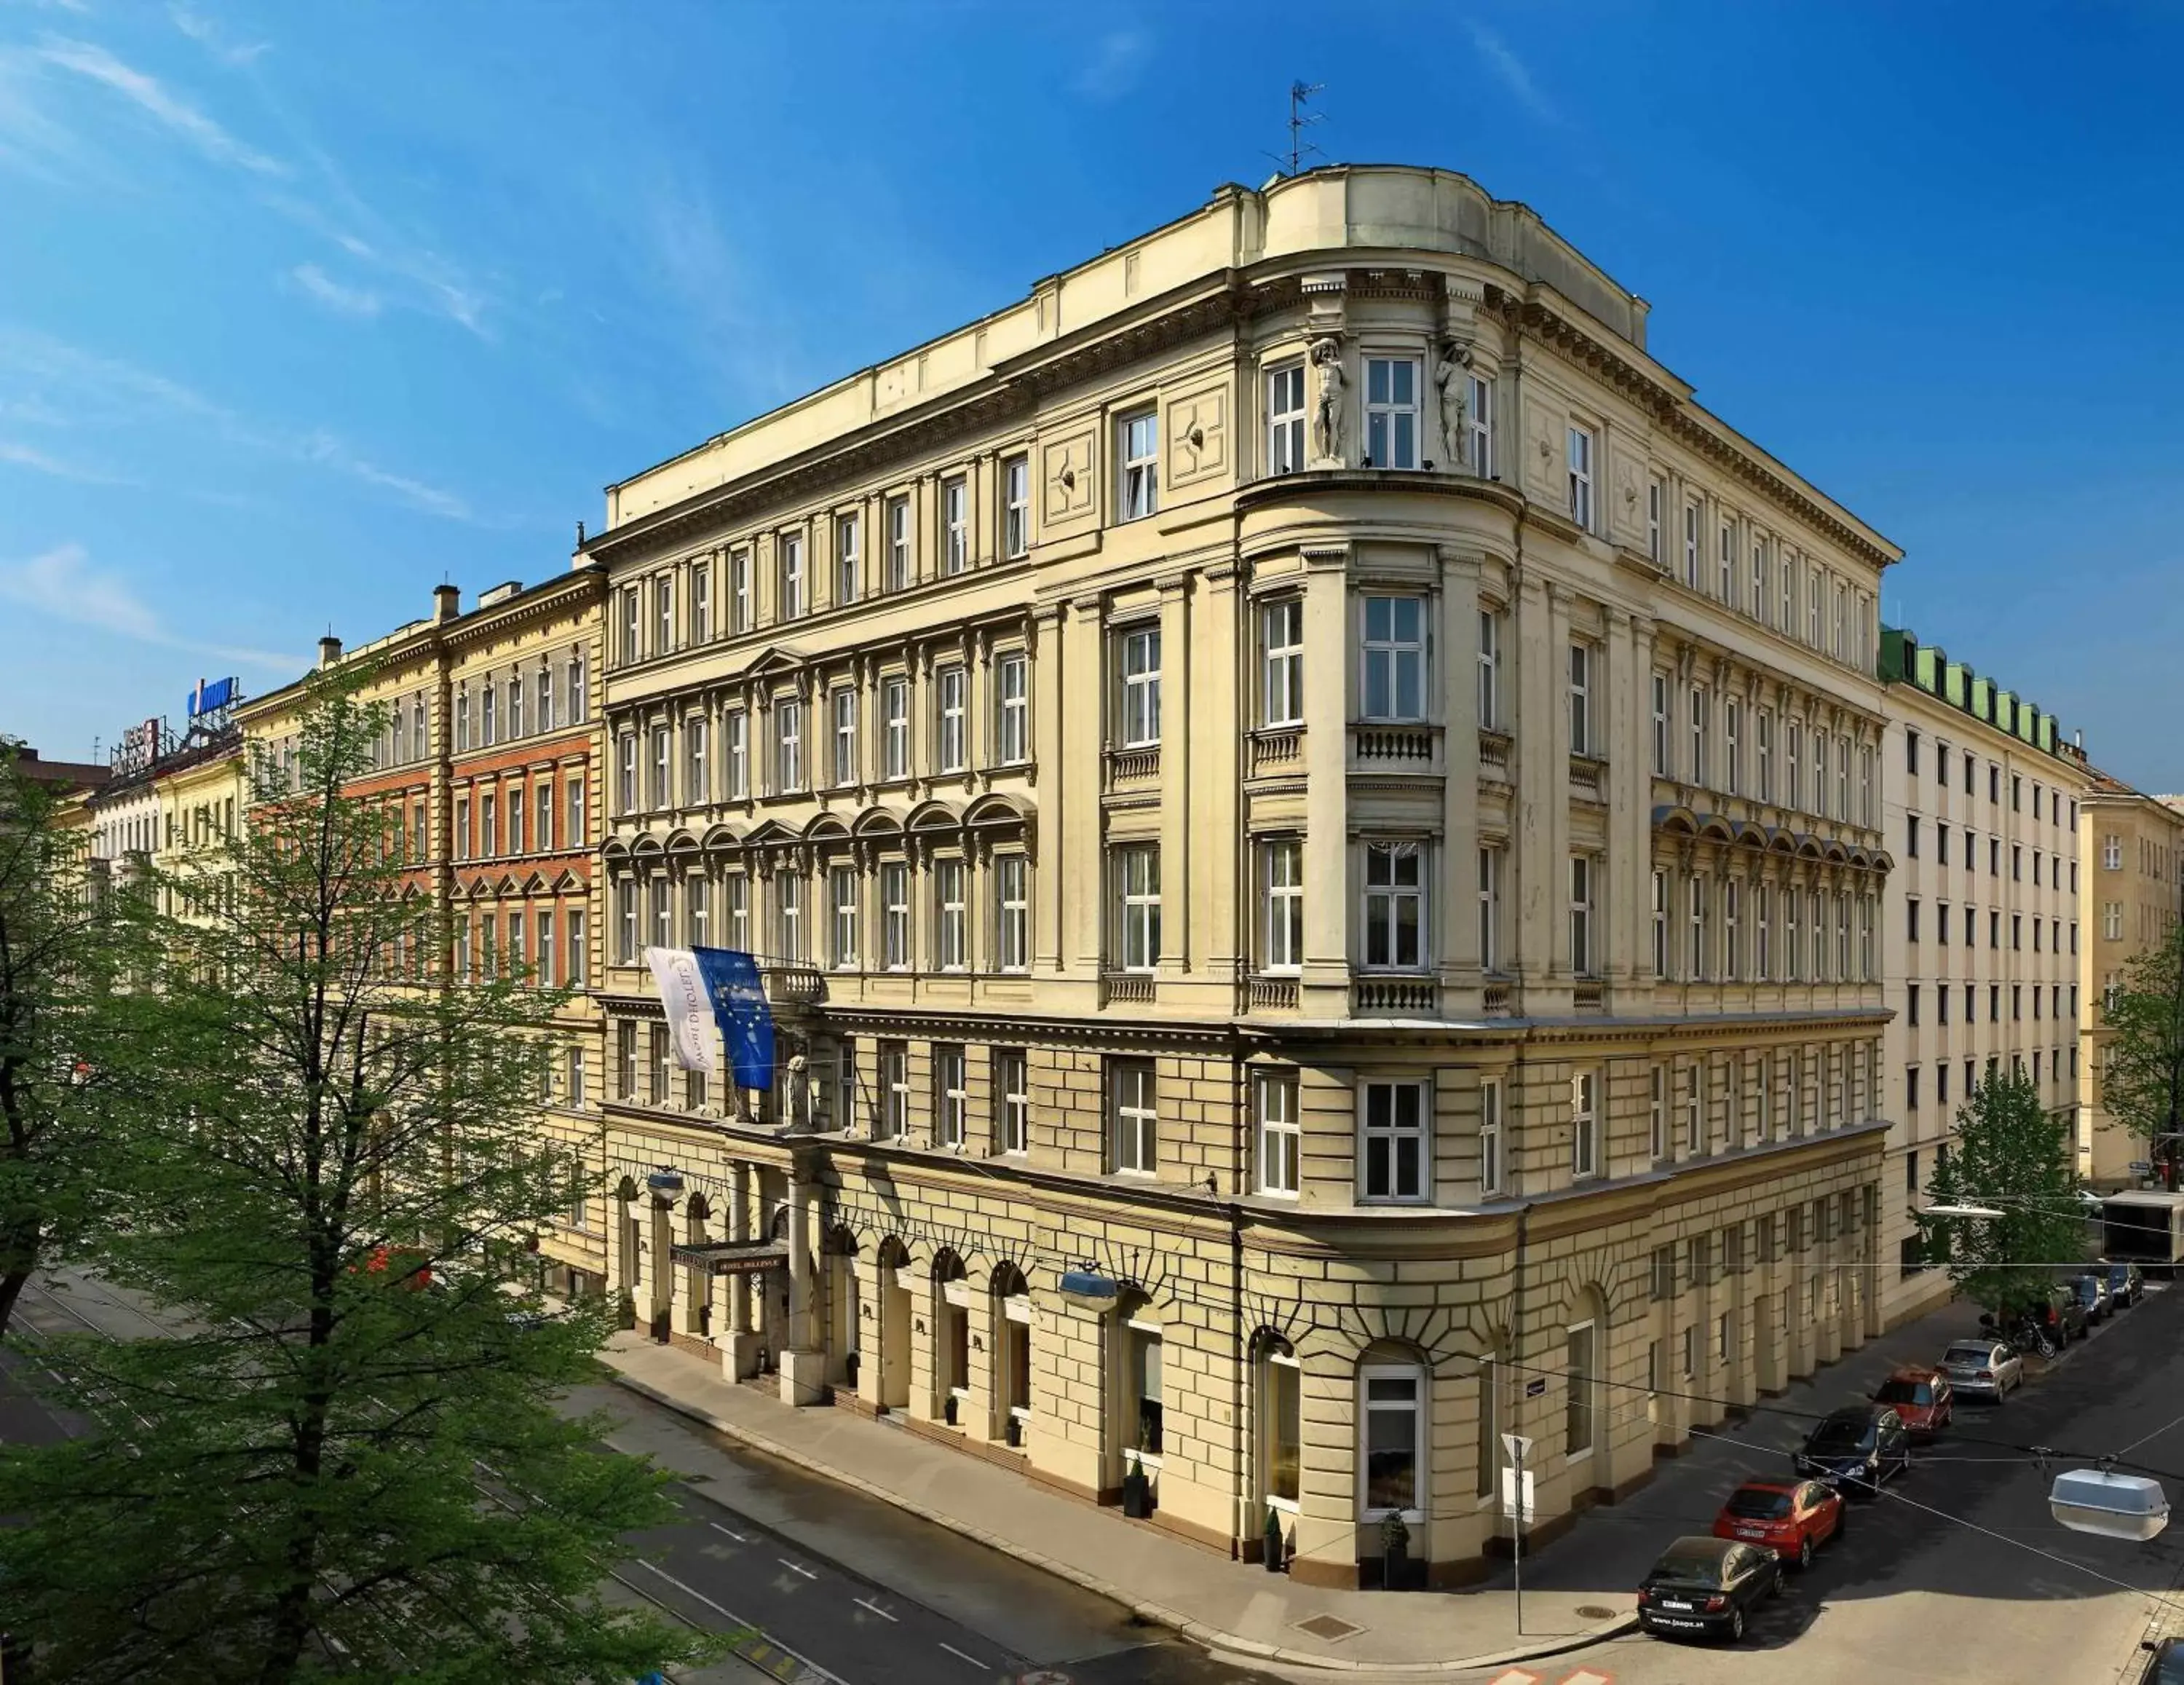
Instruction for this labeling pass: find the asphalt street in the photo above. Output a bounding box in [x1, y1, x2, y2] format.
[1436, 1285, 2184, 1685]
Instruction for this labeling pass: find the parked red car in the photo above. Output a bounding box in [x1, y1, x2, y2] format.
[1712, 1478, 1845, 1569]
[1873, 1365, 1953, 1440]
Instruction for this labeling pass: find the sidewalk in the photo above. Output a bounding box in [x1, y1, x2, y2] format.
[600, 1333, 1631, 1676]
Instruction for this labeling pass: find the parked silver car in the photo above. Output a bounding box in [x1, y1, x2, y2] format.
[1940, 1338, 2023, 1401]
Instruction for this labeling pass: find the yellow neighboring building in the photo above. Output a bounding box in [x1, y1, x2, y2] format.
[237, 572, 611, 1293]
[2080, 772, 2184, 1185]
[580, 164, 1896, 1587]
[154, 726, 245, 934]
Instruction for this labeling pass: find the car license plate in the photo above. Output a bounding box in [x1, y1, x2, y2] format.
[1660, 1598, 1693, 1610]
[1736, 1525, 1766, 1538]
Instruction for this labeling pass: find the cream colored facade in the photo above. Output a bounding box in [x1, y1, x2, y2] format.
[154, 740, 246, 930]
[2078, 774, 2184, 1185]
[1877, 628, 2090, 1327]
[579, 165, 1894, 1587]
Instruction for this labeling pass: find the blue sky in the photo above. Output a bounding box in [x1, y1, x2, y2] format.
[4, 1, 2182, 785]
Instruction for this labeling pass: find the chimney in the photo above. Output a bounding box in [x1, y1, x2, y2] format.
[317, 634, 343, 669]
[433, 583, 461, 623]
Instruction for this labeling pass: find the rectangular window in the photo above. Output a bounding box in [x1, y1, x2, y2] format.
[480, 792, 497, 858]
[654, 577, 674, 656]
[937, 666, 968, 773]
[1567, 642, 1592, 757]
[1719, 518, 1736, 604]
[1723, 878, 1741, 981]
[1649, 1066, 1667, 1159]
[1757, 709, 1774, 802]
[537, 907, 560, 987]
[1689, 687, 1710, 786]
[1361, 1080, 1428, 1201]
[1116, 844, 1161, 972]
[724, 873, 747, 951]
[1262, 599, 1305, 727]
[943, 475, 969, 574]
[996, 854, 1029, 972]
[778, 532, 805, 620]
[997, 652, 1029, 765]
[775, 698, 803, 793]
[831, 688, 858, 788]
[1757, 883, 1773, 979]
[1480, 1077, 1504, 1195]
[1364, 356, 1420, 468]
[1478, 608, 1503, 730]
[618, 589, 640, 667]
[882, 677, 909, 778]
[1646, 477, 1663, 565]
[724, 709, 748, 799]
[1688, 874, 1708, 980]
[1725, 698, 1741, 796]
[686, 876, 709, 950]
[1003, 454, 1030, 558]
[1266, 363, 1306, 475]
[1567, 425, 1594, 527]
[537, 782, 553, 853]
[1650, 673, 1671, 775]
[1685, 1064, 1704, 1153]
[1120, 411, 1159, 520]
[1467, 372, 1493, 476]
[1257, 1069, 1300, 1196]
[649, 877, 670, 954]
[1361, 596, 1425, 721]
[1364, 842, 1425, 968]
[884, 497, 910, 593]
[649, 727, 671, 810]
[934, 1046, 968, 1148]
[934, 858, 967, 971]
[1263, 840, 1304, 972]
[1480, 845, 1505, 974]
[1751, 536, 1767, 621]
[881, 861, 910, 970]
[1571, 1070, 1600, 1177]
[686, 717, 710, 807]
[729, 549, 753, 631]
[1566, 1322, 1596, 1456]
[996, 1049, 1029, 1155]
[691, 564, 712, 643]
[835, 513, 860, 604]
[829, 865, 858, 969]
[879, 1041, 909, 1140]
[776, 869, 804, 964]
[1683, 499, 1702, 588]
[1569, 855, 1595, 978]
[1362, 1367, 1423, 1517]
[1111, 1059, 1157, 1173]
[1651, 869, 1668, 976]
[1120, 626, 1162, 746]
[481, 683, 496, 747]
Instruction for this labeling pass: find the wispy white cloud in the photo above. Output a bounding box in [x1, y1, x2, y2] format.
[288, 261, 381, 318]
[0, 542, 301, 670]
[34, 36, 287, 174]
[1465, 21, 1560, 126]
[0, 438, 126, 483]
[1072, 28, 1149, 101]
[301, 431, 469, 521]
[261, 183, 489, 338]
[167, 4, 270, 68]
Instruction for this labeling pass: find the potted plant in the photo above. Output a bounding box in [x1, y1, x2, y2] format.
[1263, 1506, 1287, 1574]
[1380, 1509, 1411, 1590]
[1121, 1423, 1154, 1518]
[615, 1290, 637, 1333]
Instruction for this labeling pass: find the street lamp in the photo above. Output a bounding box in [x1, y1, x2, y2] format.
[1921, 1201, 2006, 1219]
[2052, 1467, 2170, 1541]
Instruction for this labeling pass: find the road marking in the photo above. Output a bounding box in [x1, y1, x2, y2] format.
[853, 1596, 898, 1622]
[1489, 1671, 1540, 1685]
[711, 1521, 750, 1542]
[1556, 1670, 1614, 1685]
[778, 1558, 819, 1580]
[627, 1563, 852, 1685]
[939, 1641, 990, 1668]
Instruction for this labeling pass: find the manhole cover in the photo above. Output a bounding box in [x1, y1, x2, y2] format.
[1575, 1604, 1618, 1619]
[1295, 1614, 1364, 1642]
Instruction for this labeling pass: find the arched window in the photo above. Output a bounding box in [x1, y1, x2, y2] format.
[992, 1263, 1032, 1445]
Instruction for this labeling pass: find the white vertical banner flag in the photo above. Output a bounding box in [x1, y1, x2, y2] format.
[644, 947, 718, 1073]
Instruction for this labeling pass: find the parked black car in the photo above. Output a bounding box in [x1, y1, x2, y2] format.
[1792, 1404, 1912, 1493]
[2009, 1282, 2088, 1343]
[2107, 1259, 2147, 1309]
[1636, 1536, 1783, 1643]
[2143, 1635, 2184, 1684]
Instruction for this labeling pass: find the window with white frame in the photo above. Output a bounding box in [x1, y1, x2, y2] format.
[1571, 1070, 1599, 1177]
[654, 576, 675, 655]
[537, 909, 555, 987]
[618, 589, 640, 667]
[1568, 642, 1594, 757]
[1570, 855, 1597, 977]
[1478, 607, 1503, 730]
[568, 778, 585, 849]
[1361, 1366, 1423, 1518]
[934, 858, 967, 971]
[1567, 425, 1595, 528]
[614, 880, 636, 966]
[1646, 476, 1663, 564]
[1649, 1066, 1666, 1159]
[882, 676, 909, 778]
[649, 727, 670, 809]
[826, 864, 858, 969]
[1363, 842, 1425, 968]
[1467, 371, 1493, 475]
[1682, 498, 1701, 588]
[1115, 844, 1160, 972]
[1361, 1079, 1428, 1201]
[1718, 519, 1736, 606]
[884, 497, 909, 592]
[775, 869, 803, 963]
[935, 1046, 968, 1148]
[1003, 455, 1030, 558]
[1110, 1059, 1157, 1173]
[1757, 709, 1773, 803]
[616, 735, 636, 814]
[1119, 626, 1162, 746]
[730, 549, 753, 631]
[996, 651, 1029, 765]
[1119, 411, 1159, 520]
[1651, 673, 1671, 774]
[943, 475, 968, 574]
[1565, 1322, 1596, 1456]
[687, 876, 709, 950]
[1256, 1068, 1300, 1196]
[1812, 727, 1829, 815]
[1725, 698, 1741, 796]
[1478, 844, 1503, 974]
[2104, 833, 2122, 869]
[1262, 839, 1304, 973]
[995, 1048, 1029, 1154]
[1689, 687, 1710, 786]
[995, 854, 1029, 971]
[833, 1039, 856, 1132]
[775, 697, 803, 793]
[1688, 872, 1708, 979]
[881, 861, 910, 969]
[1724, 879, 1741, 981]
[831, 688, 858, 787]
[649, 877, 671, 952]
[779, 532, 805, 619]
[1750, 536, 1768, 622]
[1781, 556, 1796, 639]
[1685, 1063, 1704, 1153]
[1364, 356, 1420, 468]
[1651, 869, 1668, 976]
[1808, 564, 1824, 647]
[725, 872, 748, 950]
[1261, 599, 1303, 727]
[1361, 595, 1425, 721]
[725, 709, 748, 799]
[937, 666, 968, 773]
[1756, 883, 1772, 979]
[481, 683, 496, 747]
[692, 565, 712, 642]
[1266, 363, 1306, 474]
[1480, 1076, 1505, 1196]
[1859, 745, 1874, 826]
[835, 513, 860, 604]
[687, 716, 710, 805]
[879, 1041, 909, 1139]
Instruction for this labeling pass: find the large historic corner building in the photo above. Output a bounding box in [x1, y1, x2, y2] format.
[2078, 771, 2184, 1186]
[577, 164, 1896, 1590]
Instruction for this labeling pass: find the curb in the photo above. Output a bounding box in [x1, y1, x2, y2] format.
[606, 1366, 1636, 1676]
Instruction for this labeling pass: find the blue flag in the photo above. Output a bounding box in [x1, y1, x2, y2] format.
[692, 947, 774, 1092]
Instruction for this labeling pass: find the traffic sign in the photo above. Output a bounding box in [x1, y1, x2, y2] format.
[1502, 1432, 1534, 1466]
[2132, 1161, 2153, 1175]
[1524, 1376, 1548, 1397]
[1499, 1465, 1537, 1521]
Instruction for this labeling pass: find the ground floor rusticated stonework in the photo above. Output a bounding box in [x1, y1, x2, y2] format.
[539, 1015, 1886, 1590]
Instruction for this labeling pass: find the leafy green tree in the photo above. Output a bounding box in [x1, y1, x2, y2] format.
[1923, 1068, 2088, 1316]
[0, 682, 711, 1684]
[2097, 918, 2184, 1183]
[0, 745, 141, 1338]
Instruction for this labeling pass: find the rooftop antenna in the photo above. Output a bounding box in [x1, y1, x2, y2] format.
[1264, 80, 1324, 178]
